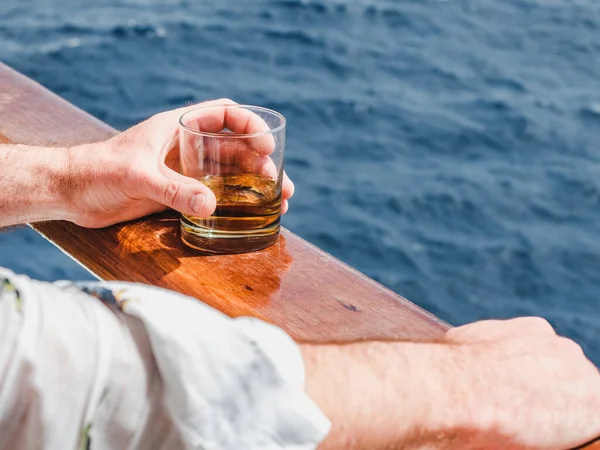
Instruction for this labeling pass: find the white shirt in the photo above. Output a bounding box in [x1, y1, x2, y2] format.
[0, 268, 330, 450]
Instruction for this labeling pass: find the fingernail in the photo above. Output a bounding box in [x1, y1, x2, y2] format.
[191, 194, 207, 215]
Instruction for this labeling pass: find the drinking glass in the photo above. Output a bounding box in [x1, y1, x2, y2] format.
[178, 104, 286, 254]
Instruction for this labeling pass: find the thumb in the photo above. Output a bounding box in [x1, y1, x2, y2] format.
[147, 170, 217, 217]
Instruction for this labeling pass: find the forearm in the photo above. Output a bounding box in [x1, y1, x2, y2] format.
[301, 341, 473, 450]
[0, 144, 75, 227]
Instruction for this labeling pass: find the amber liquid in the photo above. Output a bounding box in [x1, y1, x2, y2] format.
[181, 174, 282, 254]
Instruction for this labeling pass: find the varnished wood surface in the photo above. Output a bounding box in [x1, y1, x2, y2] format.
[1, 63, 599, 450]
[0, 62, 448, 343]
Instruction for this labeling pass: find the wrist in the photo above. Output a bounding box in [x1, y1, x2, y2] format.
[56, 144, 88, 223]
[377, 342, 481, 448]
[34, 141, 112, 225]
[0, 144, 79, 225]
[303, 341, 482, 450]
[419, 344, 500, 449]
[44, 144, 88, 224]
[57, 141, 115, 226]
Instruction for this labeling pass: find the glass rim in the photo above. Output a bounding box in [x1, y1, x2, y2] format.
[178, 104, 286, 138]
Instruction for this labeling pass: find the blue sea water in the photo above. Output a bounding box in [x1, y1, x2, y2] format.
[1, 0, 600, 361]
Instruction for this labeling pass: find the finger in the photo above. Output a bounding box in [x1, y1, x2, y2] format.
[180, 103, 276, 155]
[159, 98, 238, 125]
[195, 158, 278, 181]
[200, 160, 244, 176]
[197, 138, 279, 179]
[282, 199, 289, 215]
[149, 99, 239, 156]
[223, 106, 276, 155]
[444, 317, 556, 344]
[145, 168, 217, 217]
[282, 171, 294, 200]
[201, 141, 280, 186]
[237, 152, 278, 179]
[201, 138, 259, 166]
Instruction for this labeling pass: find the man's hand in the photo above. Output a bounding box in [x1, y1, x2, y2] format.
[439, 317, 600, 449]
[62, 99, 294, 228]
[303, 317, 600, 449]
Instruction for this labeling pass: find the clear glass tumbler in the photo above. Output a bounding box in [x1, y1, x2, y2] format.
[178, 104, 286, 254]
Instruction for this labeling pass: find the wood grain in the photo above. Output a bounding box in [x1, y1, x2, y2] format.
[1, 63, 598, 450]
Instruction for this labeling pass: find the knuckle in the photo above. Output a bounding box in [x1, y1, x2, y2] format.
[215, 97, 235, 104]
[557, 337, 585, 356]
[519, 316, 555, 334]
[164, 180, 182, 205]
[147, 112, 165, 125]
[443, 328, 457, 341]
[443, 326, 466, 343]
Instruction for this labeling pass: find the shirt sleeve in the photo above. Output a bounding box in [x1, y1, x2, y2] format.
[90, 281, 332, 450]
[0, 268, 331, 450]
[0, 267, 182, 450]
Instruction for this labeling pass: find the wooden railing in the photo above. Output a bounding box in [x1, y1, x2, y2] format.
[0, 62, 597, 449]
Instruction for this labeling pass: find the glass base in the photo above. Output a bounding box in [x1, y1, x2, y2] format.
[180, 219, 280, 255]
